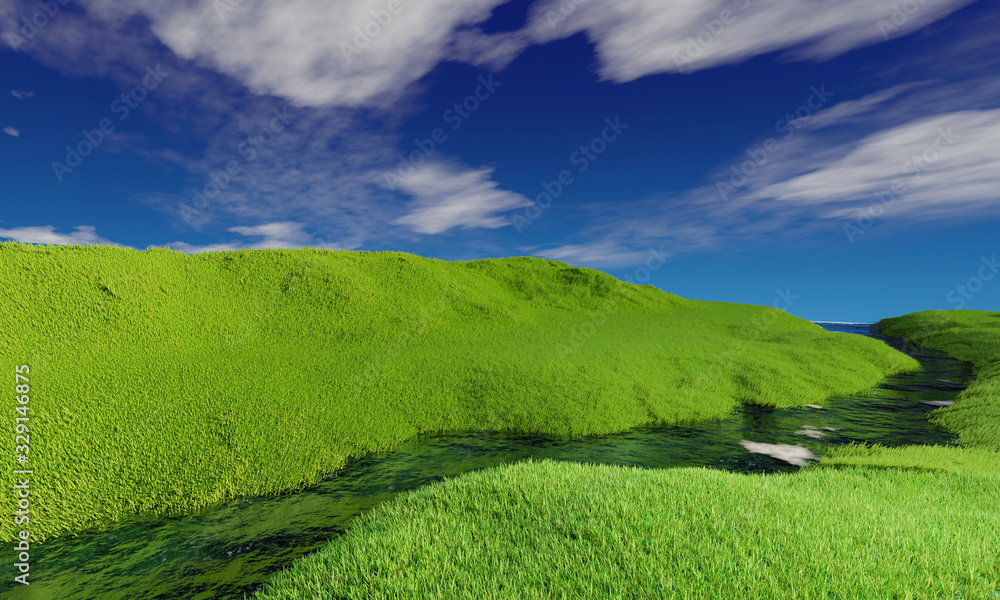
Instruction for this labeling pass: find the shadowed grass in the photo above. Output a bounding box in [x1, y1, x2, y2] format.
[0, 242, 916, 544]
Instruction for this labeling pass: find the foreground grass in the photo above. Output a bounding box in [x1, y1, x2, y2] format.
[0, 242, 916, 543]
[249, 459, 1000, 600]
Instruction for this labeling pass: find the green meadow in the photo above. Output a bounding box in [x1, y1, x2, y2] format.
[1, 242, 997, 599]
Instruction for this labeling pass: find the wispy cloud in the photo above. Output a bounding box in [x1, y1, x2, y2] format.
[156, 221, 347, 253]
[10, 90, 34, 100]
[753, 109, 1000, 219]
[534, 76, 1000, 266]
[792, 82, 932, 131]
[152, 241, 244, 254]
[0, 225, 121, 246]
[0, 222, 352, 254]
[71, 0, 520, 109]
[526, 0, 977, 81]
[0, 0, 530, 247]
[2, 126, 19, 137]
[226, 221, 344, 249]
[530, 242, 660, 269]
[390, 162, 533, 235]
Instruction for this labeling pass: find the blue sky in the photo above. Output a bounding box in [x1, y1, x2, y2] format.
[1, 0, 998, 323]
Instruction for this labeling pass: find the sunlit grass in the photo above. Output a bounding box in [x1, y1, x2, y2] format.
[0, 242, 917, 544]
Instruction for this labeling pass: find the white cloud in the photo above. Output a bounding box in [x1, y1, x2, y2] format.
[153, 241, 244, 253]
[753, 109, 1000, 222]
[228, 221, 344, 249]
[156, 221, 349, 253]
[527, 0, 977, 81]
[10, 90, 34, 100]
[0, 222, 350, 254]
[390, 162, 533, 235]
[0, 0, 530, 244]
[131, 100, 403, 244]
[75, 0, 519, 109]
[0, 225, 121, 246]
[531, 242, 662, 268]
[2, 126, 19, 137]
[792, 82, 931, 131]
[530, 99, 1000, 262]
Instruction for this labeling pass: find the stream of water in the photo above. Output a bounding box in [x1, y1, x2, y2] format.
[0, 323, 978, 599]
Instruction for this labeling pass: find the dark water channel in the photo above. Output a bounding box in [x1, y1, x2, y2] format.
[1, 323, 978, 599]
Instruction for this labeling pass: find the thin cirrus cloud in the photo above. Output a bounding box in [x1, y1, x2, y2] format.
[10, 90, 33, 99]
[790, 82, 933, 131]
[753, 109, 1000, 220]
[530, 241, 668, 269]
[389, 162, 533, 235]
[2, 126, 18, 137]
[526, 0, 978, 81]
[539, 86, 1000, 259]
[0, 225, 121, 246]
[156, 222, 347, 253]
[0, 222, 345, 253]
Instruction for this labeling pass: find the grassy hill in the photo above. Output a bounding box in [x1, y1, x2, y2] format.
[0, 242, 918, 543]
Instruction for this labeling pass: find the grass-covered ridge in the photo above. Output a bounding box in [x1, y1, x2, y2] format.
[0, 242, 917, 543]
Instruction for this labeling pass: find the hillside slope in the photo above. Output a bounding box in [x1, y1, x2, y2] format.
[0, 243, 918, 542]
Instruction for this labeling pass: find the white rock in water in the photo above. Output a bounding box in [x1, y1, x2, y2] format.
[921, 400, 954, 407]
[822, 427, 838, 431]
[805, 404, 823, 409]
[740, 440, 821, 467]
[794, 429, 828, 439]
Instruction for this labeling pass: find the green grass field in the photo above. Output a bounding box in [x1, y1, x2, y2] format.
[2, 243, 997, 599]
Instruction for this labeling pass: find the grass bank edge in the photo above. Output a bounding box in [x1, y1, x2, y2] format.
[813, 309, 1000, 475]
[1, 243, 918, 543]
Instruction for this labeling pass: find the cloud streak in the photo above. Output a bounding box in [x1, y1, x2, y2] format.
[0, 225, 121, 246]
[536, 98, 1000, 265]
[756, 109, 1000, 220]
[390, 162, 533, 235]
[156, 221, 347, 253]
[74, 0, 518, 109]
[526, 0, 977, 81]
